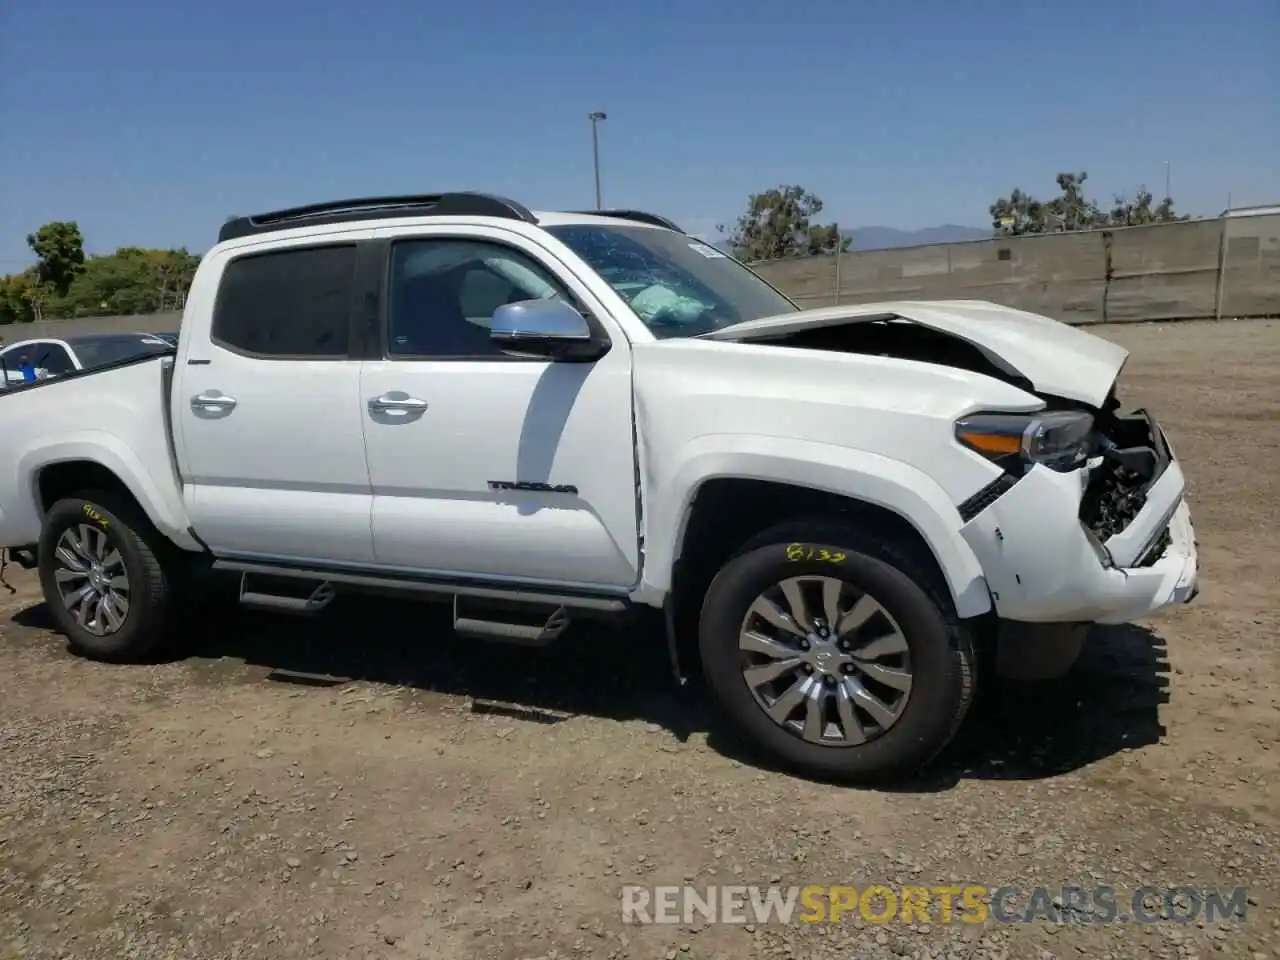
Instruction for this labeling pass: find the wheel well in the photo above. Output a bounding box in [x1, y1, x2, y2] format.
[669, 479, 955, 670]
[37, 461, 141, 516]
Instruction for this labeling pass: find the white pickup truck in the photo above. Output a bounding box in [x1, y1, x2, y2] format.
[0, 332, 174, 388]
[0, 193, 1198, 783]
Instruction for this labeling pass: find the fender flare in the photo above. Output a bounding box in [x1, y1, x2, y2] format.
[638, 434, 992, 619]
[14, 433, 201, 552]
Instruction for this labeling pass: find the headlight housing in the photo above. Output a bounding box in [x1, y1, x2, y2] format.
[955, 410, 1095, 473]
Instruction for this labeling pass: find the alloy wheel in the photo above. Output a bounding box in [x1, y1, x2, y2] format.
[738, 575, 913, 746]
[52, 524, 131, 636]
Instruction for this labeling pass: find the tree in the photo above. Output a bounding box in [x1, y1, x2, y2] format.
[990, 172, 1189, 236]
[26, 221, 86, 297]
[988, 188, 1047, 237]
[0, 270, 40, 325]
[1, 221, 200, 324]
[60, 248, 199, 317]
[718, 186, 850, 261]
[1105, 188, 1187, 227]
[1045, 172, 1102, 232]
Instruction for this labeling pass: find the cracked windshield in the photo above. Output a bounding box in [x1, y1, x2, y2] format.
[548, 223, 798, 337]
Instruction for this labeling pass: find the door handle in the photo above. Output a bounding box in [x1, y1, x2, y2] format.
[191, 392, 237, 412]
[368, 394, 428, 414]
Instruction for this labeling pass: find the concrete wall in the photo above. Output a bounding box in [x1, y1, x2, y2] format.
[751, 213, 1280, 324]
[3, 213, 1276, 341]
[1221, 212, 1280, 319]
[0, 312, 181, 344]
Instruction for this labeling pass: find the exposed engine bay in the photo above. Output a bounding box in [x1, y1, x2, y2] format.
[1078, 406, 1172, 566]
[757, 318, 1038, 394]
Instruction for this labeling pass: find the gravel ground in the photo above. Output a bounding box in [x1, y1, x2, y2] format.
[2, 318, 1278, 960]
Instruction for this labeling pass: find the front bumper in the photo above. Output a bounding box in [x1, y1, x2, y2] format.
[958, 414, 1198, 625]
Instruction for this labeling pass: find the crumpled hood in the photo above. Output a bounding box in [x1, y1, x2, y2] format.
[699, 299, 1129, 408]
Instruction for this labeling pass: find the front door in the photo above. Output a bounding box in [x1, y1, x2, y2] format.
[173, 236, 376, 565]
[359, 228, 639, 590]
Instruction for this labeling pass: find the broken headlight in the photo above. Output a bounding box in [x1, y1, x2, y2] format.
[955, 411, 1095, 473]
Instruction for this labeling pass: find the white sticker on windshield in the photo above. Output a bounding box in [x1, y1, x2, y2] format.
[687, 242, 727, 259]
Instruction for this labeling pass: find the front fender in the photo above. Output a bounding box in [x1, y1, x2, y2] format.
[637, 434, 992, 619]
[12, 433, 199, 551]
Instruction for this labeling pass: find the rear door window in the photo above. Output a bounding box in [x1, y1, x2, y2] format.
[212, 244, 357, 358]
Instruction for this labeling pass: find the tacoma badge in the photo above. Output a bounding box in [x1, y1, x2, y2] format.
[488, 481, 579, 495]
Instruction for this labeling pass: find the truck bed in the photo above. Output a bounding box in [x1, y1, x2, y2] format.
[0, 354, 190, 550]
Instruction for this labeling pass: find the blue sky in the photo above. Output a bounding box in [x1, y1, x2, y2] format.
[1, 0, 1276, 271]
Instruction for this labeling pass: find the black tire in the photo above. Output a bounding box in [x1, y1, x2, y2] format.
[697, 519, 976, 784]
[37, 491, 175, 663]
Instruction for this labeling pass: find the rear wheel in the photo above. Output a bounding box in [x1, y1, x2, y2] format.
[37, 492, 175, 662]
[698, 520, 975, 783]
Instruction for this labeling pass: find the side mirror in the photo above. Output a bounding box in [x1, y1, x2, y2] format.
[490, 299, 610, 362]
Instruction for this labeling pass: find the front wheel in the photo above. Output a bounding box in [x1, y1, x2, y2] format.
[698, 521, 976, 784]
[37, 492, 175, 662]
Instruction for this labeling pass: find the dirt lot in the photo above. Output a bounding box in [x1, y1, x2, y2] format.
[2, 318, 1278, 960]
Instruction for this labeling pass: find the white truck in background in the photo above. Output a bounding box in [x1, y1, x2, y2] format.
[0, 193, 1198, 783]
[0, 332, 173, 388]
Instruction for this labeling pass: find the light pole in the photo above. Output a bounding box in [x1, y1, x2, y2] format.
[588, 111, 607, 209]
[1164, 161, 1171, 199]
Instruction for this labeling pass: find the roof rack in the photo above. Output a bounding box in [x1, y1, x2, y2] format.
[568, 209, 684, 232]
[218, 192, 538, 242]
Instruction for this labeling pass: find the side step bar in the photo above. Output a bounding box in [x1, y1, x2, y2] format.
[238, 573, 336, 615]
[212, 560, 630, 643]
[212, 559, 628, 612]
[452, 596, 571, 647]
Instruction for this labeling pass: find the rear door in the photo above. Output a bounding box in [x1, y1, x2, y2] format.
[171, 233, 377, 565]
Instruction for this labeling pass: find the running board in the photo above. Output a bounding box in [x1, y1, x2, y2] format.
[453, 596, 571, 647]
[238, 573, 336, 615]
[212, 559, 629, 615]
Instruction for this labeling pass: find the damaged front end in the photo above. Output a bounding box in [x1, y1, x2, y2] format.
[703, 303, 1187, 575]
[953, 381, 1196, 668]
[948, 375, 1182, 573]
[700, 299, 1133, 409]
[1078, 405, 1174, 568]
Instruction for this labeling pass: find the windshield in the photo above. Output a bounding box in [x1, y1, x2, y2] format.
[547, 224, 798, 338]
